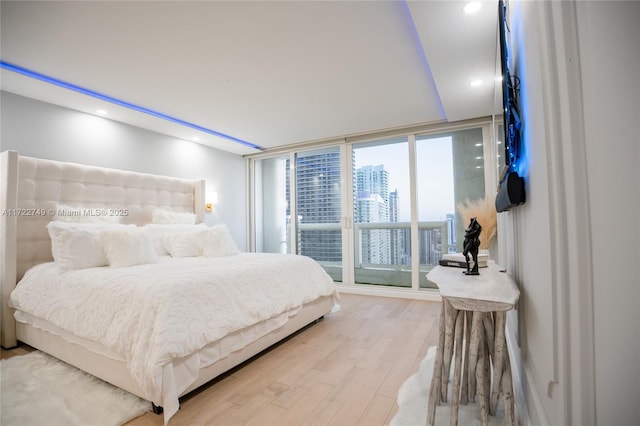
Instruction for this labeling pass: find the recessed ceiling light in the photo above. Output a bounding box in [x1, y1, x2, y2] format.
[463, 2, 482, 14]
[470, 79, 483, 87]
[97, 109, 108, 115]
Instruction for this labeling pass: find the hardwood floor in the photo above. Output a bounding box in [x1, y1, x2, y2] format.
[1, 293, 442, 426]
[0, 343, 32, 360]
[127, 293, 441, 426]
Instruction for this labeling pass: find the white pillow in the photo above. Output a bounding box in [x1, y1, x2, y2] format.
[162, 230, 206, 257]
[202, 224, 240, 257]
[47, 222, 133, 270]
[142, 223, 207, 255]
[151, 208, 197, 225]
[100, 228, 157, 268]
[54, 204, 121, 224]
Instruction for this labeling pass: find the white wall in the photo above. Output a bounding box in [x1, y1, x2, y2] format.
[0, 91, 248, 249]
[499, 1, 639, 425]
[576, 2, 640, 424]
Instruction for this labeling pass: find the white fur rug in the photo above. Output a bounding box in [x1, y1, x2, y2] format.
[1, 351, 149, 426]
[391, 346, 504, 426]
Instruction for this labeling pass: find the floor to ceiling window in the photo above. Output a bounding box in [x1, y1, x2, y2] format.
[415, 134, 455, 288]
[415, 127, 485, 288]
[352, 137, 411, 287]
[250, 120, 493, 293]
[294, 147, 343, 281]
[253, 155, 290, 254]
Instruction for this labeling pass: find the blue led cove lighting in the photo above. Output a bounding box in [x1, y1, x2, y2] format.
[0, 61, 263, 151]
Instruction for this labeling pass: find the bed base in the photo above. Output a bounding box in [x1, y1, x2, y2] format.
[15, 296, 334, 409]
[149, 314, 326, 415]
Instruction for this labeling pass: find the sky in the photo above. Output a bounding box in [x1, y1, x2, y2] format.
[354, 136, 454, 222]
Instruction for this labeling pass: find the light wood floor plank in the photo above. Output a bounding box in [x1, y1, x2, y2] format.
[356, 394, 397, 426]
[298, 364, 367, 426]
[273, 381, 335, 426]
[328, 363, 395, 426]
[272, 368, 324, 409]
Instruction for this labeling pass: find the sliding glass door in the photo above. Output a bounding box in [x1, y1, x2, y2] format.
[352, 137, 412, 287]
[251, 123, 490, 291]
[294, 147, 343, 281]
[415, 135, 455, 288]
[253, 155, 291, 254]
[251, 148, 343, 281]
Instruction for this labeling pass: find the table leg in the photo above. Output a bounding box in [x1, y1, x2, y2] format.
[483, 312, 495, 360]
[442, 300, 458, 403]
[468, 311, 483, 403]
[460, 311, 472, 405]
[491, 311, 506, 415]
[477, 314, 489, 426]
[427, 301, 447, 426]
[483, 328, 491, 419]
[450, 309, 464, 426]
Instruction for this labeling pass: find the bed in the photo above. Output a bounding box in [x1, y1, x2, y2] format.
[0, 150, 339, 425]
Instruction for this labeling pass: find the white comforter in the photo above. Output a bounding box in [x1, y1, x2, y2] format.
[10, 253, 338, 423]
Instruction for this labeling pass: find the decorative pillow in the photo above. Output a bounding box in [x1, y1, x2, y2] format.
[54, 204, 121, 224]
[142, 223, 207, 255]
[100, 228, 157, 268]
[47, 222, 133, 270]
[162, 230, 206, 257]
[202, 224, 241, 257]
[151, 208, 197, 225]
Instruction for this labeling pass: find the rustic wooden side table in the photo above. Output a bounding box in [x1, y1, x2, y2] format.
[426, 263, 520, 426]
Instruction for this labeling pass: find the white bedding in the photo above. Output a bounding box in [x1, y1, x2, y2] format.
[9, 253, 338, 424]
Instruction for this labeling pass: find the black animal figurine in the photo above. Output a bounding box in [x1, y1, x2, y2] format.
[462, 217, 482, 275]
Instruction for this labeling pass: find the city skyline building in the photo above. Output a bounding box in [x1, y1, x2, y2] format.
[287, 152, 448, 277]
[388, 190, 406, 265]
[289, 151, 342, 261]
[355, 165, 391, 265]
[446, 213, 456, 253]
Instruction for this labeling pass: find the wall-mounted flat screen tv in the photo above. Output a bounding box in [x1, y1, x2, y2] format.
[496, 0, 525, 212]
[499, 0, 521, 175]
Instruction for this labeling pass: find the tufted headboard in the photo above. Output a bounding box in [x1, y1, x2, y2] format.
[0, 150, 205, 347]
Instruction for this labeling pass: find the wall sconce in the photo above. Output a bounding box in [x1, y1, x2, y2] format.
[206, 191, 218, 213]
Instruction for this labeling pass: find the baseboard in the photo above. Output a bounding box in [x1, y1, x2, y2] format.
[507, 326, 550, 426]
[336, 283, 442, 302]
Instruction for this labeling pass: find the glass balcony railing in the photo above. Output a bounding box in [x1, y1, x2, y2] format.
[296, 221, 448, 289]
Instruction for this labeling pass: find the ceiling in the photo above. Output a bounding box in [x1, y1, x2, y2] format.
[0, 1, 500, 156]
